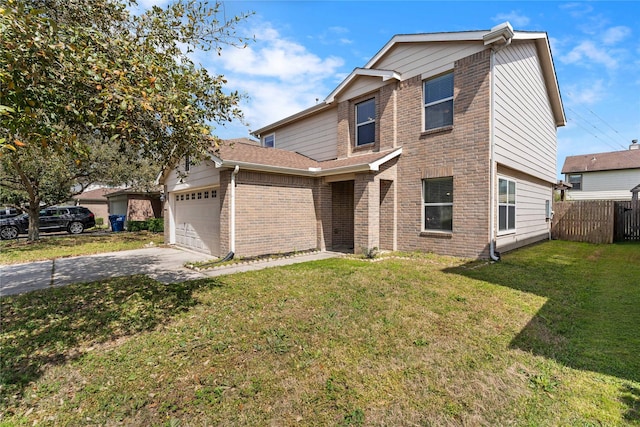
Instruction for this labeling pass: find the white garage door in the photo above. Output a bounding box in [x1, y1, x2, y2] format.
[174, 188, 220, 256]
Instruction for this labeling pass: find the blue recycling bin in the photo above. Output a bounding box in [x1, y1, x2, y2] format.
[109, 215, 126, 232]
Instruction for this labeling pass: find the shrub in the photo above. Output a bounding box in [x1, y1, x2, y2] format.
[125, 218, 163, 232]
[147, 218, 164, 233]
[126, 220, 148, 232]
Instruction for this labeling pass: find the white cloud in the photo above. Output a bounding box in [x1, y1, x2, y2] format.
[602, 26, 632, 45]
[565, 80, 606, 105]
[229, 78, 326, 133]
[561, 41, 618, 70]
[204, 24, 347, 134]
[219, 25, 344, 82]
[559, 3, 594, 18]
[492, 11, 530, 28]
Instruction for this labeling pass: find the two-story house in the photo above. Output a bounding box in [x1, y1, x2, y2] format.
[561, 140, 640, 201]
[159, 22, 565, 259]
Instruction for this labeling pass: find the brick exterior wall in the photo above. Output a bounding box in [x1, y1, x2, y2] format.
[218, 169, 231, 255]
[354, 173, 379, 252]
[379, 179, 394, 250]
[314, 180, 332, 251]
[126, 197, 161, 221]
[232, 171, 318, 257]
[337, 101, 350, 159]
[379, 82, 397, 151]
[395, 49, 492, 258]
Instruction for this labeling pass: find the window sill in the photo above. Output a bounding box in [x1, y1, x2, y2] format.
[353, 142, 375, 151]
[421, 125, 453, 136]
[497, 230, 516, 237]
[419, 231, 453, 239]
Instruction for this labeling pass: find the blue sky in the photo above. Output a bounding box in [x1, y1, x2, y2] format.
[139, 0, 640, 178]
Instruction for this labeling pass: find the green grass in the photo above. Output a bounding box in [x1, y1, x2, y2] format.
[1, 241, 639, 425]
[0, 231, 165, 265]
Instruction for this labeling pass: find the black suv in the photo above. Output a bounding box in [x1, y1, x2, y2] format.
[0, 206, 96, 240]
[0, 207, 21, 220]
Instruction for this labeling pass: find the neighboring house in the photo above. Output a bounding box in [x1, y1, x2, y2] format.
[561, 141, 640, 201]
[70, 187, 111, 222]
[106, 188, 163, 221]
[159, 22, 565, 259]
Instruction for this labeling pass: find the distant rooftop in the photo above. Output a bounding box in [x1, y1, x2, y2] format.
[561, 144, 640, 174]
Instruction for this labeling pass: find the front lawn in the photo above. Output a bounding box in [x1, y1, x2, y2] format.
[0, 231, 165, 265]
[1, 241, 638, 425]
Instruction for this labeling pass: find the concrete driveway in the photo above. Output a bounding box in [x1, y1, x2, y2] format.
[0, 247, 215, 297]
[0, 247, 343, 297]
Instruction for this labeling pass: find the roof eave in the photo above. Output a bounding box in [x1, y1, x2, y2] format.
[217, 160, 317, 177]
[217, 148, 402, 177]
[365, 31, 487, 69]
[531, 37, 566, 127]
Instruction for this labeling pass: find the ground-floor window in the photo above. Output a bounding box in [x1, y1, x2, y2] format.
[498, 177, 516, 232]
[422, 177, 453, 231]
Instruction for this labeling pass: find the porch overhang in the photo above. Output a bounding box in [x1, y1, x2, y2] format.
[214, 147, 402, 178]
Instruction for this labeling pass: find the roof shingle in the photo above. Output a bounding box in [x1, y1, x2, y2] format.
[561, 149, 640, 174]
[214, 140, 400, 174]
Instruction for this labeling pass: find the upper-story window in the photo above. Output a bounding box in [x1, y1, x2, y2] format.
[424, 72, 454, 131]
[355, 98, 375, 146]
[567, 174, 582, 191]
[263, 134, 275, 148]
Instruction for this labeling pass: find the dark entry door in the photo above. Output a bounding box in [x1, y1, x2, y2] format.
[331, 181, 354, 251]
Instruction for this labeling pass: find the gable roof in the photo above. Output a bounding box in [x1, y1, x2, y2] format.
[561, 149, 640, 174]
[367, 27, 564, 127]
[105, 187, 161, 198]
[72, 188, 112, 202]
[253, 22, 565, 136]
[211, 141, 401, 177]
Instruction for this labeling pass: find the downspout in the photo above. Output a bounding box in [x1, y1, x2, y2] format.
[230, 165, 240, 254]
[488, 37, 511, 262]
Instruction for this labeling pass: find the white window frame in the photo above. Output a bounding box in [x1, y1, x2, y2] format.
[423, 72, 454, 131]
[263, 133, 275, 148]
[498, 177, 516, 234]
[355, 98, 376, 146]
[422, 177, 453, 232]
[567, 173, 582, 191]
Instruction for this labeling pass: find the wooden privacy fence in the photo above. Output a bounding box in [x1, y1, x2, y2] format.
[552, 200, 640, 243]
[552, 201, 615, 244]
[615, 200, 640, 242]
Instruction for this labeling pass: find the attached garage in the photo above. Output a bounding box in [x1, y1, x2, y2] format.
[173, 188, 220, 255]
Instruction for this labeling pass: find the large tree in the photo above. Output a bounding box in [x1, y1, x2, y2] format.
[0, 137, 162, 238]
[0, 0, 251, 240]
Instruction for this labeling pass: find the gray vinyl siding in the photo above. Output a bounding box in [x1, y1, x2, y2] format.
[269, 107, 338, 161]
[497, 166, 552, 252]
[566, 169, 640, 200]
[374, 42, 485, 80]
[494, 41, 557, 184]
[337, 76, 386, 103]
[335, 43, 486, 104]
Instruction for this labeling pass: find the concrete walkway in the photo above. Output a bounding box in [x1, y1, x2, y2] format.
[0, 247, 343, 297]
